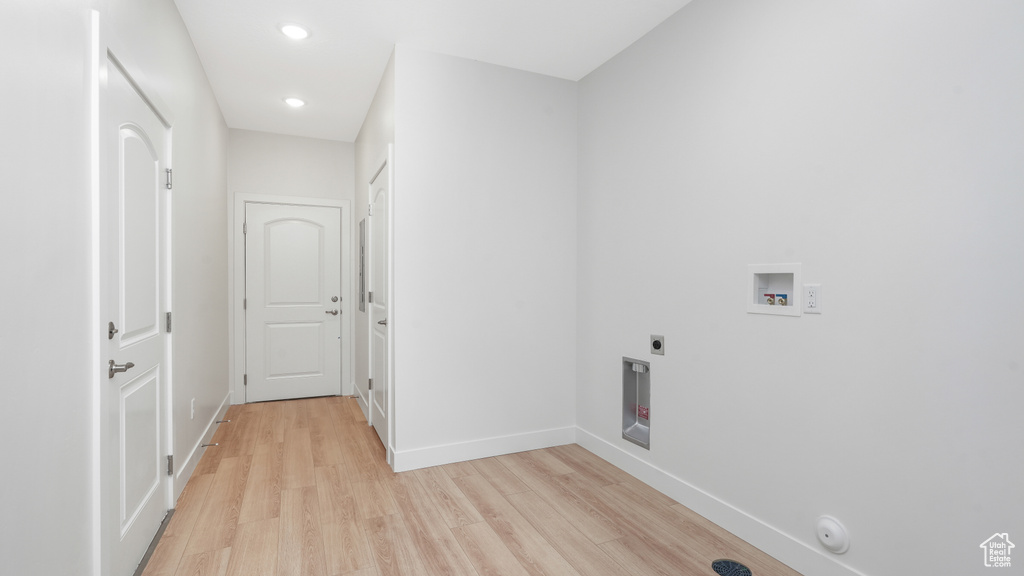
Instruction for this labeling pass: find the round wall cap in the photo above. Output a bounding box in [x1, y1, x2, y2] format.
[816, 515, 850, 554]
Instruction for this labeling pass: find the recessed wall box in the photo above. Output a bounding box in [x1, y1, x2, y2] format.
[748, 263, 802, 316]
[622, 357, 651, 450]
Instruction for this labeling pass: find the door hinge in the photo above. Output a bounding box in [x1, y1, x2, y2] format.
[166, 455, 174, 476]
[243, 374, 247, 386]
[243, 298, 247, 310]
[165, 168, 173, 190]
[368, 291, 374, 304]
[165, 312, 172, 333]
[243, 222, 247, 234]
[368, 205, 373, 217]
[368, 378, 373, 391]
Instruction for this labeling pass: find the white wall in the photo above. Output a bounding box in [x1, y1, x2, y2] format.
[0, 3, 93, 574]
[228, 129, 355, 200]
[354, 52, 396, 412]
[575, 2, 1024, 576]
[391, 47, 579, 470]
[0, 0, 228, 573]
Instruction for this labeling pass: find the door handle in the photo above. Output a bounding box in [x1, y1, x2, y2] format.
[325, 309, 339, 316]
[377, 319, 387, 326]
[108, 360, 135, 379]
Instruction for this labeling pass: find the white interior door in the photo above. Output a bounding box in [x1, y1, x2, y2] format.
[245, 203, 342, 402]
[100, 56, 170, 576]
[369, 159, 391, 454]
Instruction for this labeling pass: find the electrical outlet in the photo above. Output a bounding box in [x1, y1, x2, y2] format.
[191, 398, 196, 420]
[804, 284, 822, 314]
[651, 335, 665, 355]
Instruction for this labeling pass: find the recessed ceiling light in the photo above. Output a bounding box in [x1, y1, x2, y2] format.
[279, 24, 310, 40]
[284, 98, 306, 108]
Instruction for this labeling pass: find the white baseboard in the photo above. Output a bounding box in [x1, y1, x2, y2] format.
[173, 393, 230, 500]
[392, 426, 576, 472]
[574, 427, 869, 576]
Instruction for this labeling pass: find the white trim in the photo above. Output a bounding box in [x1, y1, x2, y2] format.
[173, 392, 230, 498]
[574, 426, 869, 576]
[88, 11, 101, 576]
[230, 193, 353, 405]
[391, 426, 576, 473]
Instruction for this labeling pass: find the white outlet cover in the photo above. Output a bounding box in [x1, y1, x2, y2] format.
[803, 283, 822, 314]
[816, 515, 850, 554]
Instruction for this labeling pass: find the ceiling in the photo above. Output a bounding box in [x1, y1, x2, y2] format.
[172, 0, 693, 142]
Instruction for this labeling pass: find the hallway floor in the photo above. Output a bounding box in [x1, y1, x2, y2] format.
[141, 396, 802, 576]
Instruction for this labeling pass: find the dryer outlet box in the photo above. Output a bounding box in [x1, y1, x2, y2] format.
[651, 335, 665, 355]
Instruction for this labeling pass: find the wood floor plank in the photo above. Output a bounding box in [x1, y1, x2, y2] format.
[314, 465, 357, 525]
[385, 472, 478, 576]
[282, 399, 310, 430]
[154, 397, 803, 576]
[516, 449, 574, 477]
[413, 467, 484, 529]
[599, 536, 683, 576]
[453, 474, 579, 576]
[314, 463, 374, 574]
[506, 490, 626, 576]
[239, 442, 284, 523]
[556, 474, 707, 574]
[470, 457, 529, 496]
[142, 473, 217, 576]
[667, 503, 802, 576]
[613, 473, 677, 509]
[342, 568, 380, 576]
[384, 472, 450, 542]
[185, 455, 253, 554]
[546, 444, 632, 487]
[348, 398, 367, 423]
[335, 420, 381, 483]
[329, 397, 355, 424]
[308, 399, 345, 467]
[221, 403, 263, 458]
[451, 522, 530, 576]
[352, 478, 399, 520]
[282, 427, 316, 489]
[257, 402, 286, 446]
[277, 486, 328, 576]
[363, 514, 429, 576]
[441, 461, 477, 479]
[225, 517, 279, 576]
[321, 519, 373, 575]
[173, 548, 231, 576]
[496, 453, 621, 544]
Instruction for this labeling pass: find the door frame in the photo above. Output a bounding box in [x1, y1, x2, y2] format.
[230, 194, 352, 404]
[91, 13, 176, 575]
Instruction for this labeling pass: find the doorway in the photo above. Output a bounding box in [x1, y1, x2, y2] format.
[99, 50, 172, 576]
[244, 202, 342, 402]
[232, 196, 352, 404]
[366, 149, 393, 462]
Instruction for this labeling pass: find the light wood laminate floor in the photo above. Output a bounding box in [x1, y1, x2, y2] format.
[142, 396, 802, 576]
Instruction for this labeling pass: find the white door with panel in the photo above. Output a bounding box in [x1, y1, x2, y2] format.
[369, 159, 391, 452]
[245, 203, 342, 402]
[100, 56, 170, 576]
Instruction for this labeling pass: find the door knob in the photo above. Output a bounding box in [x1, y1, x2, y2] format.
[325, 309, 339, 316]
[377, 319, 387, 326]
[109, 360, 135, 379]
